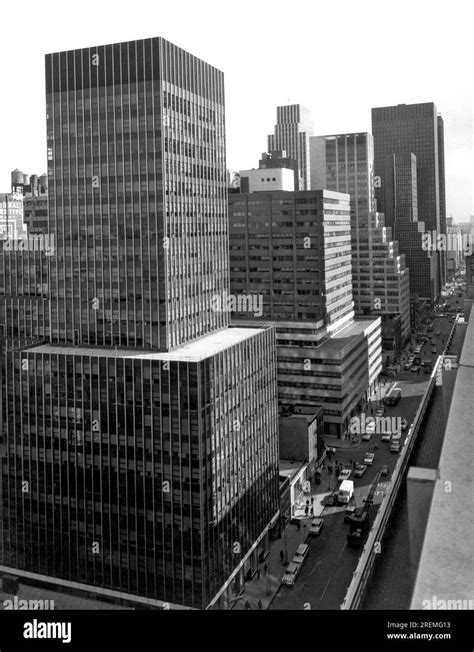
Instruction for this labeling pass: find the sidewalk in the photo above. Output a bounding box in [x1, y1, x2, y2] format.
[232, 469, 336, 610]
[231, 518, 310, 610]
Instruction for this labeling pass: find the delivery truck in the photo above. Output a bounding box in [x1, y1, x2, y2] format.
[338, 479, 354, 504]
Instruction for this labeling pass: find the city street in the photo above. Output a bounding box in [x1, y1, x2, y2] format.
[271, 305, 463, 610]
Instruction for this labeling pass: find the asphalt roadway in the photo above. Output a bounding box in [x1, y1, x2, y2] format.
[271, 304, 466, 610]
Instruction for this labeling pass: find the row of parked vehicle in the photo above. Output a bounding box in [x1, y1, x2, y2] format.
[281, 543, 310, 586]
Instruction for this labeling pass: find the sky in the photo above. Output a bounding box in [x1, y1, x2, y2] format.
[0, 0, 472, 219]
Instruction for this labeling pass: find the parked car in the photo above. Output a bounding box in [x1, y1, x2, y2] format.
[411, 365, 420, 373]
[354, 464, 367, 477]
[338, 468, 352, 482]
[292, 543, 309, 566]
[361, 431, 372, 441]
[380, 465, 390, 477]
[364, 452, 375, 465]
[326, 446, 336, 455]
[309, 517, 324, 536]
[281, 561, 301, 586]
[404, 362, 412, 370]
[375, 408, 385, 417]
[390, 441, 400, 453]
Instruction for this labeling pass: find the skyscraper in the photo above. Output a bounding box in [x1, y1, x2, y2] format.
[310, 132, 411, 343]
[383, 151, 438, 301]
[372, 102, 447, 295]
[1, 37, 280, 610]
[267, 105, 313, 190]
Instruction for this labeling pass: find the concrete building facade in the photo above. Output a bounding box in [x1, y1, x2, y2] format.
[310, 132, 411, 344]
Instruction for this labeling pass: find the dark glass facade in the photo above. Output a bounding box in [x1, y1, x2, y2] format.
[2, 328, 278, 609]
[1, 37, 280, 610]
[372, 102, 446, 297]
[46, 38, 228, 351]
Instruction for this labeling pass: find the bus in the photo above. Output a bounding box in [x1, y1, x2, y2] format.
[385, 387, 402, 406]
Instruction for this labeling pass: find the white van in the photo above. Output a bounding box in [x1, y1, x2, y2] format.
[338, 479, 354, 504]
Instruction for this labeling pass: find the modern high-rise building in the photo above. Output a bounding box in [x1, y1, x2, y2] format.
[310, 132, 411, 344]
[267, 105, 313, 190]
[372, 102, 447, 293]
[228, 187, 382, 437]
[383, 151, 438, 301]
[1, 37, 280, 611]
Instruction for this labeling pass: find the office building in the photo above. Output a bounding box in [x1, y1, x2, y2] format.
[0, 191, 25, 239]
[372, 102, 447, 293]
[383, 151, 438, 301]
[1, 37, 280, 611]
[267, 105, 313, 190]
[229, 187, 382, 436]
[310, 132, 410, 344]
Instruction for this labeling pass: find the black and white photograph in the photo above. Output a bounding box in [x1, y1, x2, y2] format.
[0, 0, 472, 649]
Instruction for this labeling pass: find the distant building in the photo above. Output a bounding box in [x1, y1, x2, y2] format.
[310, 132, 410, 345]
[239, 166, 295, 193]
[383, 151, 438, 302]
[372, 102, 447, 291]
[267, 104, 313, 190]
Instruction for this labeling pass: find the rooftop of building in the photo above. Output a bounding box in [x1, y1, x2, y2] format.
[316, 317, 380, 356]
[279, 459, 307, 480]
[29, 326, 268, 363]
[410, 306, 474, 607]
[279, 410, 320, 425]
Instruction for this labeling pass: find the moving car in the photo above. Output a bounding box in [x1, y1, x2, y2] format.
[404, 362, 412, 370]
[411, 365, 420, 373]
[381, 431, 391, 442]
[354, 464, 367, 477]
[338, 468, 352, 482]
[390, 441, 400, 453]
[361, 431, 372, 441]
[326, 446, 336, 455]
[364, 452, 375, 465]
[375, 408, 385, 417]
[401, 418, 408, 431]
[380, 465, 390, 477]
[309, 517, 324, 536]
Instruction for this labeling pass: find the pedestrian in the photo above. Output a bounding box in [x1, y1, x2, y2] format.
[245, 600, 251, 610]
[297, 520, 301, 530]
[257, 568, 261, 579]
[264, 562, 268, 574]
[374, 444, 378, 452]
[304, 505, 308, 516]
[279, 550, 284, 563]
[310, 506, 314, 516]
[258, 599, 263, 610]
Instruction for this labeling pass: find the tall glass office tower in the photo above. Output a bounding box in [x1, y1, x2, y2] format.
[1, 37, 280, 610]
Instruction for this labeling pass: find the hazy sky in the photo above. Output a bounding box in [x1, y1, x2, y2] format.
[1, 0, 472, 219]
